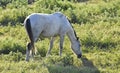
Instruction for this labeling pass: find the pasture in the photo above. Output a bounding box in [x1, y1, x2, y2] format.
[0, 0, 120, 73]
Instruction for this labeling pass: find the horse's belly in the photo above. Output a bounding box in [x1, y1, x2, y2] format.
[41, 24, 60, 37]
[41, 30, 59, 37]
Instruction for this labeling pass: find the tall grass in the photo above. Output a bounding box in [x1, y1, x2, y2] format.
[0, 0, 120, 25]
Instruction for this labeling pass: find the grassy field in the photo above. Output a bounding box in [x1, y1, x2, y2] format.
[0, 0, 120, 73]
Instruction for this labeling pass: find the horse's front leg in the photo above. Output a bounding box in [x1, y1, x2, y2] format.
[59, 35, 64, 56]
[46, 37, 55, 56]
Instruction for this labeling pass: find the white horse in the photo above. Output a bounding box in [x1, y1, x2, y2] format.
[24, 12, 82, 61]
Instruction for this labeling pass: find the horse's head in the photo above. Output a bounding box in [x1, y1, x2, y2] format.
[71, 39, 82, 58]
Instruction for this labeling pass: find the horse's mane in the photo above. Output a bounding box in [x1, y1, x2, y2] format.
[66, 17, 79, 40]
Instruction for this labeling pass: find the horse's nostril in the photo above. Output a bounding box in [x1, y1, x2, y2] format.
[77, 54, 82, 58]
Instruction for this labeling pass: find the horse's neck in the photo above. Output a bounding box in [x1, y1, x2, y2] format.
[67, 29, 77, 44]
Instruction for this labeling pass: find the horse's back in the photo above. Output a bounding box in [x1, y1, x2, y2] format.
[24, 12, 72, 38]
[27, 12, 67, 26]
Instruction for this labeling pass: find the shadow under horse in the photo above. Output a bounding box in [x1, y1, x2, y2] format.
[81, 56, 100, 73]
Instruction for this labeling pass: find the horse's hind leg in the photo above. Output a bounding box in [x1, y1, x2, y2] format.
[46, 37, 55, 56]
[26, 42, 33, 61]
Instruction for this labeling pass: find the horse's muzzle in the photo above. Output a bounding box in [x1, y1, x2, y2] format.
[77, 54, 82, 58]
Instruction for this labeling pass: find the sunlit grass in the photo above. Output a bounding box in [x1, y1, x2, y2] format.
[0, 0, 120, 73]
[0, 23, 120, 73]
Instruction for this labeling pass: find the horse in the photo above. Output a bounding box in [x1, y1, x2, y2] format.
[24, 12, 82, 61]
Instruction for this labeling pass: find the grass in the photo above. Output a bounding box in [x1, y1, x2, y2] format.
[0, 0, 120, 73]
[0, 23, 120, 73]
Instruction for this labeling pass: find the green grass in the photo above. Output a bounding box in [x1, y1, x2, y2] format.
[0, 0, 120, 73]
[0, 23, 120, 73]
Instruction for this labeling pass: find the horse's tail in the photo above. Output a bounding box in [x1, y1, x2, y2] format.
[25, 18, 35, 54]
